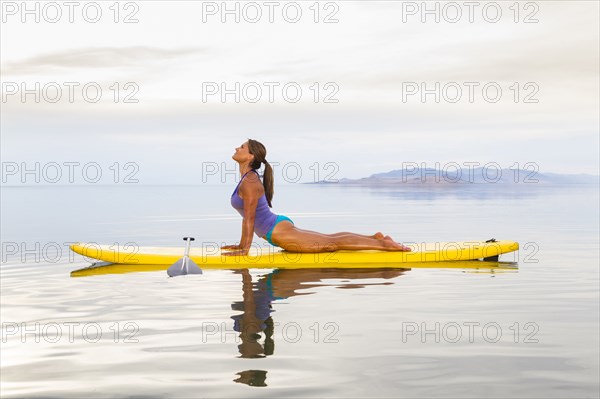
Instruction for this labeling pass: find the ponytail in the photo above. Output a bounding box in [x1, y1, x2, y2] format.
[262, 160, 274, 208]
[247, 138, 275, 208]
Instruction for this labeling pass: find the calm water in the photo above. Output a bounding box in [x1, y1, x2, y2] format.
[1, 183, 599, 398]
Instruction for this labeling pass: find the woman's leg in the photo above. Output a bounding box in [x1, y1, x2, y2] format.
[329, 232, 385, 240]
[270, 222, 411, 253]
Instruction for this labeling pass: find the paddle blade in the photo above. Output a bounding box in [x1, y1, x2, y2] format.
[185, 258, 203, 274]
[167, 258, 185, 277]
[167, 256, 203, 277]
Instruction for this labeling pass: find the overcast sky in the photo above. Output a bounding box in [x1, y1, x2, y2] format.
[1, 1, 598, 185]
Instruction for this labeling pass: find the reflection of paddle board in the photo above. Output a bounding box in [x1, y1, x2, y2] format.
[70, 260, 518, 278]
[69, 240, 519, 268]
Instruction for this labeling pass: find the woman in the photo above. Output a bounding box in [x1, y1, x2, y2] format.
[221, 139, 412, 256]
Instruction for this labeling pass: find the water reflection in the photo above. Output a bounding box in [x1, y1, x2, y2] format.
[231, 270, 275, 359]
[234, 369, 268, 387]
[68, 262, 516, 388]
[230, 268, 408, 386]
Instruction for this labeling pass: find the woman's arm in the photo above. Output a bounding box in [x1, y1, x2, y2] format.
[238, 192, 258, 251]
[224, 177, 262, 256]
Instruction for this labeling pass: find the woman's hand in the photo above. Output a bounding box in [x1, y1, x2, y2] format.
[221, 244, 242, 251]
[221, 244, 250, 256]
[222, 249, 250, 257]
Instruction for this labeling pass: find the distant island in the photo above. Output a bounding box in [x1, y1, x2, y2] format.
[310, 167, 599, 185]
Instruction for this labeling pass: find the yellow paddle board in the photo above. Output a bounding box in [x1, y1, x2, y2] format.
[69, 240, 519, 268]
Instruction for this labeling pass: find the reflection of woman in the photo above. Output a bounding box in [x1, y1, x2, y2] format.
[231, 268, 408, 387]
[230, 268, 408, 359]
[221, 139, 412, 256]
[231, 270, 274, 359]
[233, 370, 268, 387]
[266, 268, 408, 298]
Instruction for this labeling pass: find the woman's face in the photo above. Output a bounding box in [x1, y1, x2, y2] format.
[232, 141, 254, 163]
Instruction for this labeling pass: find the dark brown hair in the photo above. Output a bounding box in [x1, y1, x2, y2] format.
[247, 139, 274, 207]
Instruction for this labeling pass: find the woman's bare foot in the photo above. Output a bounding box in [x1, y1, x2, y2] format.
[382, 236, 412, 251]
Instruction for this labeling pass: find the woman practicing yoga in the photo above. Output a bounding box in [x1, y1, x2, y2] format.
[221, 139, 412, 256]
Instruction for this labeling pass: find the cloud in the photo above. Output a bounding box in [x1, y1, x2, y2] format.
[1, 46, 209, 75]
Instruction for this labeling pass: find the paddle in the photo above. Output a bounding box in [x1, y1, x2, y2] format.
[167, 237, 203, 277]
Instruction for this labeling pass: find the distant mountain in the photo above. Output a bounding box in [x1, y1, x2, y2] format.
[313, 168, 599, 185]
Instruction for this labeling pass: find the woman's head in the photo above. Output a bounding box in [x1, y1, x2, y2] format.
[233, 139, 274, 207]
[232, 140, 267, 166]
